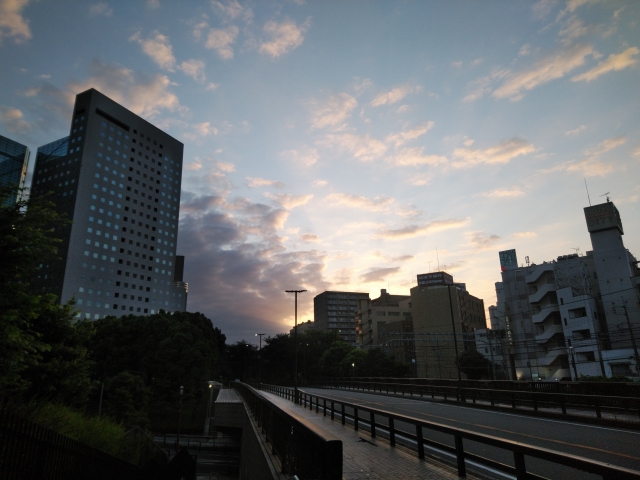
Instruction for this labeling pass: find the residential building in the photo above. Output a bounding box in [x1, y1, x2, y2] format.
[411, 272, 487, 379]
[379, 317, 416, 374]
[30, 88, 186, 320]
[314, 290, 369, 345]
[0, 134, 30, 205]
[355, 289, 411, 348]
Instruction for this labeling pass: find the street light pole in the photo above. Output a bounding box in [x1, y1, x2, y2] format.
[286, 289, 307, 404]
[177, 385, 184, 448]
[447, 286, 462, 381]
[255, 333, 265, 385]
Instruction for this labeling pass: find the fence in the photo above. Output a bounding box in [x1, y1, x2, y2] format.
[262, 384, 640, 480]
[316, 379, 640, 424]
[232, 382, 342, 480]
[0, 408, 143, 480]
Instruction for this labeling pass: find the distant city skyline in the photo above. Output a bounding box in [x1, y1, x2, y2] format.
[1, 0, 638, 342]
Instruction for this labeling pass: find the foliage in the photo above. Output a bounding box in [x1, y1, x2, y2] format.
[101, 372, 151, 429]
[86, 311, 222, 431]
[458, 350, 493, 380]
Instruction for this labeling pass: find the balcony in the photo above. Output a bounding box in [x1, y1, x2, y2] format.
[535, 324, 564, 344]
[526, 263, 555, 284]
[536, 347, 567, 366]
[532, 304, 560, 324]
[528, 283, 556, 304]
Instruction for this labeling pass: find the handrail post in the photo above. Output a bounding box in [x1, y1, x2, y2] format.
[324, 399, 327, 416]
[389, 417, 396, 447]
[370, 411, 376, 438]
[514, 451, 526, 480]
[416, 424, 425, 459]
[341, 404, 345, 425]
[354, 407, 359, 430]
[331, 401, 335, 420]
[454, 434, 466, 476]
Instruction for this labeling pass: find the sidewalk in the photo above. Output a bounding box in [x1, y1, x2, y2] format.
[262, 392, 485, 480]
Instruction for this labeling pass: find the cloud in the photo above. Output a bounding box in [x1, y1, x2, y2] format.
[212, 0, 253, 22]
[376, 218, 469, 240]
[531, 0, 555, 19]
[260, 19, 309, 58]
[571, 47, 639, 82]
[360, 267, 400, 283]
[386, 122, 434, 147]
[66, 60, 183, 118]
[452, 137, 534, 168]
[512, 231, 537, 238]
[0, 106, 30, 134]
[586, 135, 627, 156]
[216, 161, 235, 172]
[519, 44, 531, 56]
[452, 61, 463, 68]
[180, 195, 224, 214]
[246, 177, 286, 188]
[481, 187, 525, 198]
[566, 125, 586, 135]
[179, 59, 206, 82]
[281, 147, 319, 166]
[309, 93, 357, 129]
[300, 233, 319, 243]
[542, 135, 626, 177]
[559, 16, 592, 45]
[389, 147, 447, 167]
[493, 44, 594, 101]
[130, 31, 176, 71]
[206, 82, 219, 91]
[312, 180, 327, 187]
[467, 231, 501, 250]
[264, 192, 313, 210]
[0, 0, 31, 44]
[462, 69, 509, 102]
[319, 133, 387, 161]
[190, 121, 218, 137]
[89, 2, 113, 17]
[325, 193, 394, 212]
[370, 84, 421, 107]
[147, 0, 159, 8]
[633, 147, 640, 159]
[557, 0, 601, 21]
[408, 173, 432, 186]
[205, 25, 239, 59]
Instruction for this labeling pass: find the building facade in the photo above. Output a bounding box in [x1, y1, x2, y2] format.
[30, 88, 187, 320]
[355, 289, 411, 348]
[0, 134, 30, 205]
[411, 272, 487, 379]
[314, 291, 370, 345]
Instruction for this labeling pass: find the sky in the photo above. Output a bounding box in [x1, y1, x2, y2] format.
[1, 0, 639, 344]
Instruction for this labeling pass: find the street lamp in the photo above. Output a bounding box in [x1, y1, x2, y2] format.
[177, 385, 184, 448]
[286, 289, 307, 404]
[255, 333, 265, 385]
[352, 363, 355, 378]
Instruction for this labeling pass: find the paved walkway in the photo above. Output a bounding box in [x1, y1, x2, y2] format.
[262, 392, 485, 480]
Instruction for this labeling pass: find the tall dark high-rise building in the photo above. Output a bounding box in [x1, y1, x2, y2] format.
[31, 88, 187, 320]
[0, 134, 30, 205]
[314, 290, 370, 345]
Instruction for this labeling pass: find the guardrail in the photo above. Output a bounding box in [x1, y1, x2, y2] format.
[232, 382, 342, 480]
[316, 379, 640, 424]
[261, 384, 640, 480]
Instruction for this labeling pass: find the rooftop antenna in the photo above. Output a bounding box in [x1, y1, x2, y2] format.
[525, 255, 530, 266]
[584, 178, 591, 206]
[572, 247, 581, 256]
[436, 247, 440, 271]
[600, 192, 610, 203]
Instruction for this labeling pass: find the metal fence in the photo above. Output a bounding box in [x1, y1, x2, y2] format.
[232, 382, 342, 480]
[0, 408, 143, 480]
[262, 384, 640, 480]
[316, 379, 640, 424]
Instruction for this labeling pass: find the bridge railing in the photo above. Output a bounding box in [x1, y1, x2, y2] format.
[316, 379, 640, 423]
[261, 384, 640, 480]
[232, 382, 342, 480]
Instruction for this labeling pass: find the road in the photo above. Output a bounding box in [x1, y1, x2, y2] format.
[301, 387, 640, 479]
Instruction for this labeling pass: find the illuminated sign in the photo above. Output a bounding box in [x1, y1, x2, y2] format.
[417, 271, 453, 286]
[499, 249, 518, 271]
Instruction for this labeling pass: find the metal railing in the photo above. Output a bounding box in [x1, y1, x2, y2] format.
[262, 384, 640, 480]
[0, 408, 143, 480]
[232, 382, 342, 480]
[317, 379, 640, 424]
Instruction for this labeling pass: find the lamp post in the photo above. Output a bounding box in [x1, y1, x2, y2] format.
[177, 385, 184, 448]
[255, 333, 265, 385]
[286, 289, 306, 404]
[352, 363, 355, 377]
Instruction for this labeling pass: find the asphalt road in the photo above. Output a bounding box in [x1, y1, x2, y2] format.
[301, 387, 640, 479]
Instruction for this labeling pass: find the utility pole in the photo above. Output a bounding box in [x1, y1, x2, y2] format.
[487, 332, 496, 380]
[448, 286, 462, 381]
[616, 305, 640, 375]
[286, 289, 306, 404]
[177, 385, 184, 449]
[569, 346, 578, 380]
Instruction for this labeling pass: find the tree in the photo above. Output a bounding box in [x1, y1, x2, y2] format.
[102, 371, 151, 429]
[318, 341, 353, 378]
[458, 350, 493, 380]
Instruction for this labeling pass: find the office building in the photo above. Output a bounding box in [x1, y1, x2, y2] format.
[355, 289, 411, 348]
[411, 272, 487, 379]
[30, 88, 187, 319]
[488, 199, 640, 380]
[314, 290, 369, 345]
[0, 134, 30, 205]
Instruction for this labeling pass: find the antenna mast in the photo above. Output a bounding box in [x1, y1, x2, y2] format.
[584, 178, 591, 206]
[600, 192, 610, 203]
[436, 247, 440, 271]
